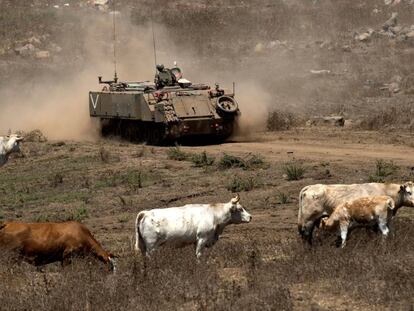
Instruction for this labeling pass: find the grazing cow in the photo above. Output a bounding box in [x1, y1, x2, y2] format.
[298, 182, 414, 244]
[135, 194, 252, 258]
[0, 134, 24, 167]
[0, 221, 116, 271]
[320, 196, 395, 248]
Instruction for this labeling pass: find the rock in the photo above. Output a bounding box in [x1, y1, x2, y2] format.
[306, 116, 345, 127]
[381, 75, 402, 93]
[383, 12, 398, 31]
[27, 36, 41, 45]
[355, 28, 374, 41]
[406, 30, 414, 38]
[14, 43, 36, 57]
[49, 43, 62, 53]
[94, 0, 109, 11]
[254, 42, 264, 53]
[310, 69, 331, 75]
[389, 25, 402, 34]
[342, 45, 351, 52]
[35, 50, 50, 59]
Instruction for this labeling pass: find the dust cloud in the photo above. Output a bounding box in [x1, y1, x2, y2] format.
[0, 10, 160, 140]
[0, 7, 297, 141]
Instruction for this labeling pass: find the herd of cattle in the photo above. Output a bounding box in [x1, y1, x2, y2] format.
[0, 135, 413, 272]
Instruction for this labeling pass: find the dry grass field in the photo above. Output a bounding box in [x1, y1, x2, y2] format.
[0, 129, 413, 310]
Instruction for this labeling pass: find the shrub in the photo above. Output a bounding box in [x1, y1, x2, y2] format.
[283, 163, 305, 181]
[267, 110, 300, 131]
[118, 214, 129, 223]
[218, 153, 268, 170]
[218, 154, 246, 169]
[99, 147, 110, 163]
[50, 173, 63, 187]
[190, 151, 215, 167]
[226, 175, 257, 192]
[276, 191, 289, 204]
[368, 159, 399, 182]
[167, 146, 188, 161]
[71, 206, 88, 222]
[245, 154, 268, 169]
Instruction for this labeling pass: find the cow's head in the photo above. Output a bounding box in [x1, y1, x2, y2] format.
[399, 182, 414, 207]
[229, 194, 252, 224]
[5, 134, 24, 154]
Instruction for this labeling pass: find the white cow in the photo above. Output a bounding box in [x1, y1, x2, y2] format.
[135, 194, 252, 258]
[298, 182, 414, 244]
[320, 195, 395, 248]
[0, 134, 24, 167]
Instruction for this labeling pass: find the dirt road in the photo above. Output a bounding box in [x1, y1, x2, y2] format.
[192, 129, 414, 165]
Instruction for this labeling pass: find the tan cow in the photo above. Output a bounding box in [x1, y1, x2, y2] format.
[298, 182, 414, 244]
[320, 196, 395, 248]
[0, 221, 116, 271]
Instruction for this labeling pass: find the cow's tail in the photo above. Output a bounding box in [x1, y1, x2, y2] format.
[135, 211, 147, 255]
[297, 186, 309, 236]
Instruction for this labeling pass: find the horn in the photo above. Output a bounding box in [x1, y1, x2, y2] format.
[231, 194, 240, 203]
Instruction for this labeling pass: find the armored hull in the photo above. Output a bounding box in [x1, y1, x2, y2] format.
[89, 83, 239, 145]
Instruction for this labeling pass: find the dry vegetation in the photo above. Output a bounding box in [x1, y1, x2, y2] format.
[0, 131, 413, 310]
[0, 219, 412, 311]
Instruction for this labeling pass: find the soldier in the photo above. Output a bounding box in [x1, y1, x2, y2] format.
[155, 64, 176, 89]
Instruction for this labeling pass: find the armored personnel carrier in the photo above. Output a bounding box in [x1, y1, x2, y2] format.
[89, 64, 240, 145]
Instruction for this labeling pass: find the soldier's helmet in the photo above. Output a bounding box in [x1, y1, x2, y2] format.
[156, 64, 165, 72]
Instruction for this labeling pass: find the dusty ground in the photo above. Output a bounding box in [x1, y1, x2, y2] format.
[0, 128, 413, 310]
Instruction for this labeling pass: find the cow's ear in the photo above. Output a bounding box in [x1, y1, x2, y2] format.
[400, 185, 407, 193]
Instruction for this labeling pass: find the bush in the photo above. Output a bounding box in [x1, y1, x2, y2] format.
[99, 147, 110, 163]
[276, 191, 289, 204]
[218, 154, 246, 169]
[218, 153, 268, 170]
[34, 207, 89, 223]
[368, 159, 399, 182]
[71, 206, 88, 222]
[190, 151, 215, 167]
[226, 175, 257, 192]
[283, 163, 305, 181]
[267, 110, 300, 131]
[167, 146, 188, 161]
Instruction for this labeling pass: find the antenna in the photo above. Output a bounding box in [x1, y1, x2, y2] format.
[151, 7, 157, 74]
[112, 0, 118, 83]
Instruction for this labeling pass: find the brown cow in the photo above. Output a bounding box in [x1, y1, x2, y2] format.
[0, 221, 116, 271]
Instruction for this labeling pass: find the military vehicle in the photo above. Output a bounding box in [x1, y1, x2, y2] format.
[89, 65, 240, 145]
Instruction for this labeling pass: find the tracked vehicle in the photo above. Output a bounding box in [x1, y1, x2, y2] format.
[89, 67, 240, 145]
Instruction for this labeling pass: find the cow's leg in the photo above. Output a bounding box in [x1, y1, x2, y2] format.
[339, 221, 349, 248]
[62, 248, 74, 267]
[195, 238, 208, 258]
[378, 219, 389, 237]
